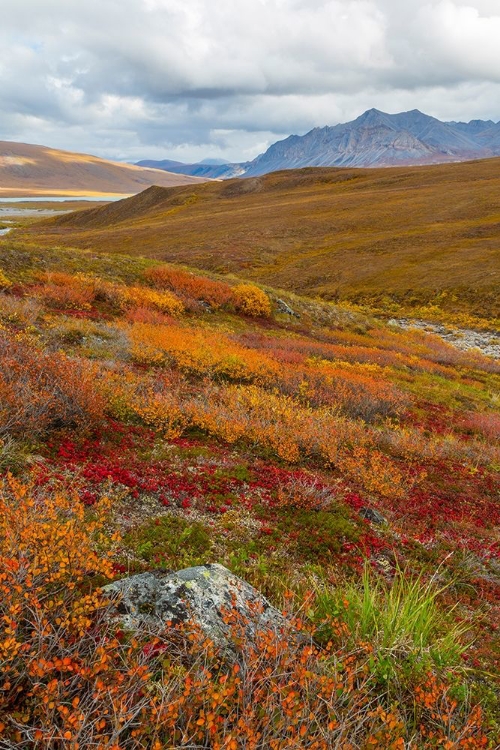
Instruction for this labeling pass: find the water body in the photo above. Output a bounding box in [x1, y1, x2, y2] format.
[0, 208, 69, 217]
[0, 196, 126, 234]
[0, 196, 128, 203]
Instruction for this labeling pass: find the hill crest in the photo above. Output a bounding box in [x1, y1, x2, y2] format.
[0, 140, 209, 197]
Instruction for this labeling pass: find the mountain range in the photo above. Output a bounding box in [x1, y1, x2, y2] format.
[138, 109, 500, 178]
[135, 158, 245, 180]
[0, 141, 206, 197]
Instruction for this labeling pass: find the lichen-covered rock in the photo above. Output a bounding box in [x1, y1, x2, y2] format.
[103, 563, 291, 650]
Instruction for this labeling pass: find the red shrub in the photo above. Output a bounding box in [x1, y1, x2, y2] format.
[145, 266, 235, 309]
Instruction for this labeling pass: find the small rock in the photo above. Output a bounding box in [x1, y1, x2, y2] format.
[104, 563, 293, 651]
[360, 507, 387, 525]
[276, 298, 300, 318]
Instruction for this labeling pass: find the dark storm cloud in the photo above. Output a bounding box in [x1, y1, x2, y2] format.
[1, 0, 499, 162]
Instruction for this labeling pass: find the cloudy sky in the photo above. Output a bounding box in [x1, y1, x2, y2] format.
[1, 0, 500, 163]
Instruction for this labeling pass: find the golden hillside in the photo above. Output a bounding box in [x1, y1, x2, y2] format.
[0, 141, 208, 197]
[18, 158, 500, 317]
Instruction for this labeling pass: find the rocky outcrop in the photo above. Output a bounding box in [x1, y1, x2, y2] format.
[104, 563, 292, 651]
[389, 319, 500, 360]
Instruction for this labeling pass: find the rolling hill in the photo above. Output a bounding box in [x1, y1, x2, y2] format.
[0, 141, 208, 197]
[17, 157, 500, 319]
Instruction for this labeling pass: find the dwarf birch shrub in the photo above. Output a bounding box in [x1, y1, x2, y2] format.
[233, 283, 272, 318]
[0, 331, 105, 438]
[145, 265, 235, 309]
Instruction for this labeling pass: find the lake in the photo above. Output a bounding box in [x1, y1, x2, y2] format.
[0, 196, 128, 202]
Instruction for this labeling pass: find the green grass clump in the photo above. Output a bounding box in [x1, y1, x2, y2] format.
[313, 565, 469, 684]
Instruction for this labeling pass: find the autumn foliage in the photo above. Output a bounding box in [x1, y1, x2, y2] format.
[145, 266, 271, 317]
[145, 265, 235, 309]
[0, 332, 105, 439]
[0, 479, 490, 748]
[0, 244, 498, 746]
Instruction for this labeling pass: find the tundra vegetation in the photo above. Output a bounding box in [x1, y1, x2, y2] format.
[0, 238, 498, 748]
[18, 159, 500, 330]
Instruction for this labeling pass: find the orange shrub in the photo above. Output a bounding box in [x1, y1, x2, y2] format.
[233, 283, 272, 318]
[145, 265, 234, 309]
[125, 322, 281, 384]
[32, 272, 95, 311]
[0, 477, 140, 747]
[0, 331, 105, 438]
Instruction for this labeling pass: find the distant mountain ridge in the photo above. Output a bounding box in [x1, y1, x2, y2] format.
[139, 109, 500, 178]
[136, 159, 245, 180]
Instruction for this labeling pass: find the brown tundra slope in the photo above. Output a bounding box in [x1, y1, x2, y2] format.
[0, 141, 208, 197]
[15, 157, 500, 318]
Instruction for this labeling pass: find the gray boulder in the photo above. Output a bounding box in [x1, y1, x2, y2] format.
[103, 563, 292, 651]
[276, 298, 300, 318]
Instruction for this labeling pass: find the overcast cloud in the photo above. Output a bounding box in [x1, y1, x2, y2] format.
[1, 0, 500, 163]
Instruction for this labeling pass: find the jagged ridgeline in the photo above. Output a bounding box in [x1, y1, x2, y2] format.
[138, 108, 500, 177]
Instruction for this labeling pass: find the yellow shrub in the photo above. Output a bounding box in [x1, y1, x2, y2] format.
[0, 270, 12, 289]
[125, 285, 184, 316]
[93, 278, 184, 316]
[131, 388, 188, 438]
[233, 284, 272, 318]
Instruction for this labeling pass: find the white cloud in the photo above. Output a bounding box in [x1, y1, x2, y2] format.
[0, 0, 499, 162]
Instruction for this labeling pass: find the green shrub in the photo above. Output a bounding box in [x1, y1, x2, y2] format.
[275, 507, 359, 561]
